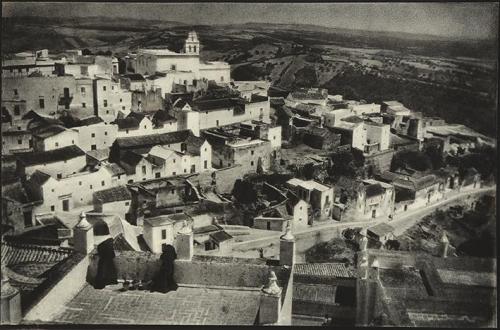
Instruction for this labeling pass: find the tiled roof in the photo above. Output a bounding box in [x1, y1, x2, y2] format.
[52, 284, 261, 325]
[114, 117, 140, 130]
[294, 263, 356, 279]
[93, 185, 132, 203]
[32, 125, 67, 139]
[365, 183, 385, 198]
[210, 230, 233, 243]
[127, 111, 146, 122]
[120, 150, 144, 169]
[86, 148, 109, 161]
[123, 73, 146, 81]
[152, 110, 176, 123]
[104, 163, 126, 176]
[367, 223, 395, 237]
[114, 130, 193, 149]
[249, 94, 268, 103]
[193, 98, 244, 112]
[78, 116, 104, 126]
[1, 241, 73, 267]
[27, 170, 52, 186]
[16, 145, 85, 166]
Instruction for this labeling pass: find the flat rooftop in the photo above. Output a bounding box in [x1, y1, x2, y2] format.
[50, 284, 261, 325]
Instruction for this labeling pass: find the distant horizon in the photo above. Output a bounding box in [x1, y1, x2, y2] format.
[2, 2, 498, 40]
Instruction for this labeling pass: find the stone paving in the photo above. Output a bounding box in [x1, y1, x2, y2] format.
[52, 284, 261, 325]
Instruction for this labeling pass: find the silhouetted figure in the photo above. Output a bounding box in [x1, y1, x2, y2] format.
[151, 244, 178, 293]
[94, 237, 118, 289]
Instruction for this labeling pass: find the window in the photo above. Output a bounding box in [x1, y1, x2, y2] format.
[104, 131, 108, 136]
[91, 133, 95, 138]
[216, 120, 219, 126]
[128, 179, 133, 184]
[172, 172, 176, 176]
[103, 100, 108, 107]
[51, 205, 55, 212]
[125, 201, 130, 206]
[142, 166, 146, 174]
[193, 46, 197, 52]
[91, 144, 96, 150]
[13, 89, 18, 96]
[90, 185, 93, 189]
[79, 181, 82, 186]
[144, 125, 147, 129]
[122, 106, 125, 110]
[17, 139, 22, 145]
[81, 87, 86, 94]
[190, 165, 196, 173]
[184, 80, 187, 85]
[39, 98, 45, 109]
[204, 160, 208, 169]
[103, 86, 107, 91]
[80, 66, 88, 76]
[106, 110, 109, 114]
[62, 199, 69, 212]
[173, 159, 176, 163]
[120, 98, 122, 103]
[17, 126, 21, 130]
[101, 181, 105, 187]
[221, 76, 224, 82]
[251, 150, 254, 156]
[161, 229, 167, 240]
[82, 102, 86, 108]
[251, 161, 254, 166]
[111, 86, 114, 90]
[55, 142, 59, 147]
[51, 189, 55, 192]
[171, 189, 175, 194]
[155, 172, 161, 178]
[18, 68, 22, 73]
[26, 68, 29, 72]
[171, 64, 176, 70]
[14, 105, 20, 116]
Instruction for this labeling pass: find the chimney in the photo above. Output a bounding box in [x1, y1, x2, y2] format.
[259, 270, 282, 325]
[440, 232, 449, 258]
[279, 221, 295, 267]
[1, 266, 22, 325]
[176, 220, 193, 261]
[73, 212, 94, 254]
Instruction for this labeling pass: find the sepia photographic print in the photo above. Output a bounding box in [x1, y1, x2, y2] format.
[0, 2, 497, 327]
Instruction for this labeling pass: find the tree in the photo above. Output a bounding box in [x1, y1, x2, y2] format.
[82, 48, 93, 55]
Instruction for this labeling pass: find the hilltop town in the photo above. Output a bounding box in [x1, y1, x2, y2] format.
[1, 30, 497, 327]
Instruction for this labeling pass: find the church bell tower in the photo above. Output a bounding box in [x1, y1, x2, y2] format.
[184, 31, 200, 55]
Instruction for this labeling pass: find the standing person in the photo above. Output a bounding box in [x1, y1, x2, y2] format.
[94, 237, 118, 289]
[151, 244, 178, 293]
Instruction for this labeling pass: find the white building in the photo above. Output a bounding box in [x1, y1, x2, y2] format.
[134, 31, 231, 86]
[2, 49, 56, 78]
[286, 178, 334, 221]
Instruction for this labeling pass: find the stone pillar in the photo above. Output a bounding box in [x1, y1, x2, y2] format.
[440, 232, 449, 258]
[176, 220, 193, 261]
[74, 212, 94, 254]
[360, 234, 368, 251]
[279, 221, 295, 267]
[1, 269, 22, 325]
[259, 271, 282, 325]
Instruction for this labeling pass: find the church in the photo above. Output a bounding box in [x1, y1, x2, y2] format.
[134, 31, 231, 85]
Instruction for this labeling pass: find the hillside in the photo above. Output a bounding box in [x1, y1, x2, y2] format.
[2, 16, 497, 136]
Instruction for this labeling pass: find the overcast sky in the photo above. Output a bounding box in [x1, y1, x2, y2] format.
[2, 2, 498, 40]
